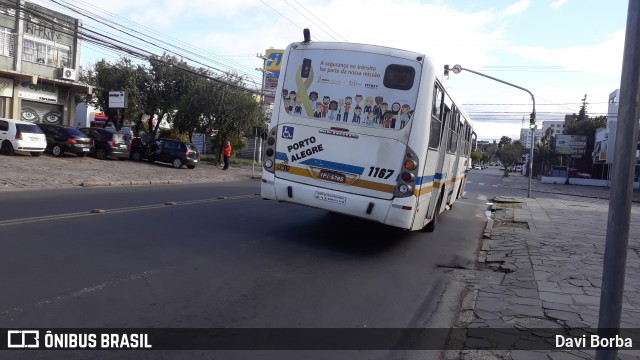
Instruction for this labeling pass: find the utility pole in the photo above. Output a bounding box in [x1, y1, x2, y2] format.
[254, 53, 274, 178]
[446, 64, 536, 198]
[596, 1, 640, 360]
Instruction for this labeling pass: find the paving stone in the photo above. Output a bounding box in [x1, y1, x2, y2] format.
[571, 294, 600, 306]
[507, 304, 545, 317]
[505, 297, 543, 307]
[544, 309, 582, 322]
[476, 300, 508, 312]
[539, 292, 574, 305]
[511, 350, 550, 360]
[513, 288, 539, 298]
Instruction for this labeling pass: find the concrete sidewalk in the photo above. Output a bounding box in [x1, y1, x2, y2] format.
[451, 175, 640, 359]
[0, 153, 261, 191]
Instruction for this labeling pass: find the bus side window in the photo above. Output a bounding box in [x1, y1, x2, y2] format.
[429, 85, 444, 149]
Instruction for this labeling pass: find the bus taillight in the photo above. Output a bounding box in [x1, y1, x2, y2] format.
[404, 159, 417, 170]
[263, 126, 278, 173]
[395, 146, 419, 198]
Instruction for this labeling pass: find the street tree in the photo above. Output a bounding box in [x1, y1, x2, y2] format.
[496, 139, 523, 176]
[564, 115, 606, 171]
[79, 58, 150, 130]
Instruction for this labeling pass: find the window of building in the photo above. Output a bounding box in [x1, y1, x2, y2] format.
[22, 34, 71, 67]
[0, 27, 15, 57]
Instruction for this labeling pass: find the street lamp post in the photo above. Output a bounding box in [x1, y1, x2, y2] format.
[254, 54, 274, 178]
[446, 64, 537, 198]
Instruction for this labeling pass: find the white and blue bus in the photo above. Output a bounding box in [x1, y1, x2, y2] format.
[261, 32, 474, 232]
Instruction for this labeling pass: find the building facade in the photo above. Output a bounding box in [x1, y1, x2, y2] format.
[541, 120, 565, 138]
[0, 0, 88, 125]
[519, 127, 543, 150]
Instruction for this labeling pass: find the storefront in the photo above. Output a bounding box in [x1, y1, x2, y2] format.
[0, 76, 12, 118]
[17, 81, 63, 124]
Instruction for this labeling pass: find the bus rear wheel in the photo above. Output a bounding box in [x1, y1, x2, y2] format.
[422, 193, 443, 233]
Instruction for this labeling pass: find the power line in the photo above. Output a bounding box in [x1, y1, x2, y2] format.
[12, 2, 259, 94]
[279, 0, 339, 41]
[47, 0, 262, 82]
[32, 0, 263, 85]
[290, 0, 347, 41]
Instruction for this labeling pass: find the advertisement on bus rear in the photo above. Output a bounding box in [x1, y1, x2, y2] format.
[280, 49, 419, 131]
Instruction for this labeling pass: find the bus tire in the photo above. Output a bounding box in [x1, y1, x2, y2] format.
[422, 192, 443, 233]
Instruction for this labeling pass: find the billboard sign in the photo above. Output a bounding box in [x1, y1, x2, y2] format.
[555, 135, 587, 155]
[265, 49, 284, 77]
[108, 91, 127, 108]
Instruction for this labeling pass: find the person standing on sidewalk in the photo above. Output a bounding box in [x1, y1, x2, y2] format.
[223, 141, 231, 170]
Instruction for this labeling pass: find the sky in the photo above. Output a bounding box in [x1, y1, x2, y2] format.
[34, 0, 630, 141]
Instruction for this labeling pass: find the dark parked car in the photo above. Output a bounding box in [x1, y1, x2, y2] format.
[78, 127, 129, 160]
[36, 123, 92, 157]
[130, 138, 199, 169]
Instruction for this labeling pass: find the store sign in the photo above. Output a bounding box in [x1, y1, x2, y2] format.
[0, 77, 14, 97]
[109, 91, 127, 108]
[18, 81, 58, 103]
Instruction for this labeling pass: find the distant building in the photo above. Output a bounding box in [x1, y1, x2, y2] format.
[592, 89, 639, 182]
[520, 127, 543, 150]
[564, 114, 579, 129]
[0, 1, 90, 124]
[541, 120, 565, 138]
[476, 140, 492, 152]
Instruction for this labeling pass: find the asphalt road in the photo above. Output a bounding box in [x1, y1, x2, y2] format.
[1, 175, 499, 360]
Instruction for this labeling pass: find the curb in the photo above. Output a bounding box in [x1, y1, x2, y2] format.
[483, 218, 494, 239]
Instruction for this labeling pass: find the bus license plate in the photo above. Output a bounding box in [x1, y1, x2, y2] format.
[319, 170, 346, 183]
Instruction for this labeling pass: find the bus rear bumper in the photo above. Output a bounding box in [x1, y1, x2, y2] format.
[261, 175, 416, 230]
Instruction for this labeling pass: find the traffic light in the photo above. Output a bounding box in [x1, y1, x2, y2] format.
[529, 112, 536, 130]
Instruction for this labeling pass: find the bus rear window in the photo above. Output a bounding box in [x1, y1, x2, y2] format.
[384, 65, 415, 90]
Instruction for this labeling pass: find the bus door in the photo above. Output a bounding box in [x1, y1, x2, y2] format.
[447, 112, 462, 205]
[427, 103, 451, 217]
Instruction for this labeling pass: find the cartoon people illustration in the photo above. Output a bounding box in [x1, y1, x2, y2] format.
[343, 96, 352, 122]
[337, 98, 344, 121]
[294, 100, 303, 115]
[399, 104, 411, 128]
[373, 96, 384, 121]
[288, 91, 297, 113]
[390, 102, 401, 129]
[321, 96, 330, 118]
[328, 100, 338, 120]
[352, 106, 362, 123]
[364, 96, 373, 114]
[314, 102, 323, 118]
[378, 102, 388, 126]
[309, 91, 319, 102]
[383, 111, 394, 128]
[354, 94, 363, 109]
[366, 111, 376, 126]
[282, 89, 290, 113]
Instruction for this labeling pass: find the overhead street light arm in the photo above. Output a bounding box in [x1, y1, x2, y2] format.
[445, 64, 536, 198]
[445, 64, 536, 116]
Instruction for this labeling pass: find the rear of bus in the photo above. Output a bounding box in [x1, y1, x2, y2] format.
[261, 41, 426, 230]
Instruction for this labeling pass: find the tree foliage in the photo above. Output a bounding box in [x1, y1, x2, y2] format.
[496, 137, 523, 176]
[564, 115, 606, 171]
[80, 54, 264, 159]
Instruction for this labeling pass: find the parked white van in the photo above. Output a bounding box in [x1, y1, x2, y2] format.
[0, 118, 46, 156]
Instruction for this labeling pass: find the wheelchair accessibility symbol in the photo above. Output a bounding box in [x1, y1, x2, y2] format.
[282, 126, 294, 139]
